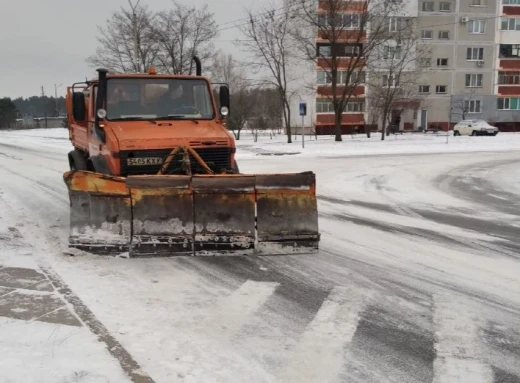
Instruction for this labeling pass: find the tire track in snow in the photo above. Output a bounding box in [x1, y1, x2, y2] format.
[433, 293, 493, 383]
[202, 280, 279, 340]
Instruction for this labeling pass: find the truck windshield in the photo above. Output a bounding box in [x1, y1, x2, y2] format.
[105, 78, 214, 121]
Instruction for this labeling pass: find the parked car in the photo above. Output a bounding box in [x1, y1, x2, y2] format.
[453, 120, 499, 136]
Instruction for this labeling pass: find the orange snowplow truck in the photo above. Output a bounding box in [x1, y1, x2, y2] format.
[63, 57, 319, 257]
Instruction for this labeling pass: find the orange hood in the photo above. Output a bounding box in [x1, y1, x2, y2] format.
[106, 120, 234, 150]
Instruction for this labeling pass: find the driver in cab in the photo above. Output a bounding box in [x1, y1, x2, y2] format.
[156, 81, 194, 117]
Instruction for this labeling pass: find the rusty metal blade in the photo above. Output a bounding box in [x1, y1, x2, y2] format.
[192, 175, 256, 255]
[127, 175, 194, 256]
[255, 172, 320, 255]
[63, 171, 131, 254]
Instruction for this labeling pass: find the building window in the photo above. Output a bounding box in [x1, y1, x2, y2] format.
[421, 30, 433, 39]
[316, 99, 334, 113]
[499, 44, 520, 58]
[382, 75, 398, 87]
[498, 71, 520, 85]
[464, 100, 482, 113]
[422, 2, 434, 11]
[471, 0, 485, 5]
[316, 71, 365, 85]
[420, 58, 432, 67]
[318, 45, 331, 57]
[465, 74, 483, 87]
[439, 2, 451, 11]
[438, 31, 450, 39]
[467, 47, 484, 61]
[383, 45, 402, 59]
[419, 85, 430, 93]
[501, 18, 520, 31]
[503, 0, 520, 4]
[436, 85, 447, 94]
[468, 20, 485, 34]
[317, 13, 361, 29]
[437, 58, 448, 66]
[345, 102, 365, 112]
[388, 17, 408, 32]
[316, 99, 365, 113]
[497, 97, 520, 110]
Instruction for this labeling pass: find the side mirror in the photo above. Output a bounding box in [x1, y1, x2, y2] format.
[219, 85, 230, 118]
[72, 92, 86, 121]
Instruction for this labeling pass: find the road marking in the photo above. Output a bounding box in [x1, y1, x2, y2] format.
[282, 286, 370, 383]
[205, 280, 279, 340]
[433, 293, 493, 383]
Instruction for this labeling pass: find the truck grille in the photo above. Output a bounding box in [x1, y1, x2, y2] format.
[119, 148, 232, 176]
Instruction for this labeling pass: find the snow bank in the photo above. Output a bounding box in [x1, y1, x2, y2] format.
[235, 132, 520, 158]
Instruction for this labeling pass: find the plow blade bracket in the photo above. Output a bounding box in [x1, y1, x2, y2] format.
[63, 171, 320, 257]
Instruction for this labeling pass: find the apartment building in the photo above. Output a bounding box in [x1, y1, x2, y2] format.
[298, 0, 520, 135]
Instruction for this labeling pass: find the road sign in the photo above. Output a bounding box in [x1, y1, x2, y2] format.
[299, 102, 307, 116]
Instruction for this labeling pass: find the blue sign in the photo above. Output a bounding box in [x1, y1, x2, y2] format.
[299, 102, 307, 116]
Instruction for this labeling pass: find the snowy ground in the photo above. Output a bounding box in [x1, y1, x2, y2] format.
[1, 128, 519, 383]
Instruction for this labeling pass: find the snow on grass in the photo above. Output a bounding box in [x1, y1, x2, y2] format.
[235, 131, 520, 158]
[0, 318, 131, 383]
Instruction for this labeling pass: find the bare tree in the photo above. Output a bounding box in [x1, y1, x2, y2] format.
[211, 53, 254, 140]
[451, 89, 480, 121]
[153, 1, 218, 74]
[292, 0, 400, 141]
[87, 1, 159, 73]
[365, 17, 429, 140]
[238, 1, 297, 143]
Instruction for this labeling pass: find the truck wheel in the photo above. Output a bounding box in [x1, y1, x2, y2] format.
[471, 131, 478, 136]
[233, 160, 240, 174]
[68, 150, 88, 171]
[454, 131, 460, 136]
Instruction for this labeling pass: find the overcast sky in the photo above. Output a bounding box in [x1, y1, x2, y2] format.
[0, 0, 267, 98]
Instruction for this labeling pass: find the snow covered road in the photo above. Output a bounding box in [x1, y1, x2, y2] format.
[1, 129, 519, 383]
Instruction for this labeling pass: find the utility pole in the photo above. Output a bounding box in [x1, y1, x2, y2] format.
[41, 86, 48, 129]
[54, 83, 62, 116]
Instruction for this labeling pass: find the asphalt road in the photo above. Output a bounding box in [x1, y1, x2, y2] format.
[0, 135, 519, 383]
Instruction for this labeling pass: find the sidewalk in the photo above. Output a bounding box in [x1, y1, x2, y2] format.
[0, 221, 136, 382]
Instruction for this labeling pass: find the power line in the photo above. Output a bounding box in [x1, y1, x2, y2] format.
[215, 0, 314, 34]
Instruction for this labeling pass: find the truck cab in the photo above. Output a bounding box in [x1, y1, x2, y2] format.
[65, 62, 235, 176]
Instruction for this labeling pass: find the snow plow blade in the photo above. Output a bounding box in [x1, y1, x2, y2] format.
[63, 170, 319, 257]
[63, 171, 132, 254]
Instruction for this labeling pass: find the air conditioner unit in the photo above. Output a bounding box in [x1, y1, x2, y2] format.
[460, 16, 469, 23]
[477, 60, 485, 67]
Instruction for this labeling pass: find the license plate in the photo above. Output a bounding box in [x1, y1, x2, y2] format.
[127, 157, 163, 166]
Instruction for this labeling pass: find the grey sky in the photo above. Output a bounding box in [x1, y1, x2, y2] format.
[0, 0, 265, 98]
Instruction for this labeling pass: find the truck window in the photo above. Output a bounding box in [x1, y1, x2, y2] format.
[105, 78, 215, 121]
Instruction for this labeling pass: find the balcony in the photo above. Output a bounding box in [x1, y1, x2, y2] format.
[316, 113, 364, 126]
[317, 57, 366, 69]
[317, 0, 366, 13]
[317, 85, 365, 97]
[317, 29, 367, 42]
[499, 44, 520, 69]
[503, 6, 520, 16]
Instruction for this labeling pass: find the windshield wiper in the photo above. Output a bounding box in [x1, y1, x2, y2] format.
[109, 117, 158, 124]
[155, 115, 199, 124]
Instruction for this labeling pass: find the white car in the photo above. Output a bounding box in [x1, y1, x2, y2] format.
[453, 120, 499, 136]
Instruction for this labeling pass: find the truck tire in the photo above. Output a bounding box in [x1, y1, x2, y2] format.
[68, 150, 88, 171]
[233, 160, 240, 174]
